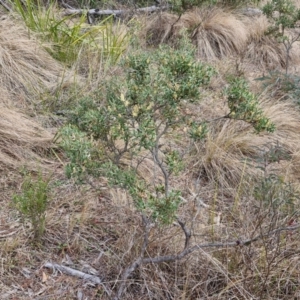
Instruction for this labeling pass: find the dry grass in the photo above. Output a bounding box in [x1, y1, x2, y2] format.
[243, 15, 290, 69]
[144, 12, 180, 45]
[145, 8, 248, 60]
[190, 93, 300, 195]
[182, 8, 248, 60]
[0, 104, 54, 171]
[261, 98, 300, 181]
[145, 7, 300, 70]
[0, 15, 76, 104]
[2, 4, 300, 300]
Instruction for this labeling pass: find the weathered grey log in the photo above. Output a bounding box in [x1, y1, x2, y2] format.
[63, 5, 168, 17]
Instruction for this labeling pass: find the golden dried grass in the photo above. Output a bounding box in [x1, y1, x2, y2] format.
[145, 12, 180, 45]
[0, 15, 82, 171]
[195, 120, 261, 194]
[243, 15, 288, 69]
[260, 98, 300, 181]
[145, 8, 248, 60]
[182, 8, 248, 60]
[0, 104, 53, 170]
[0, 15, 74, 102]
[192, 95, 300, 194]
[145, 8, 300, 70]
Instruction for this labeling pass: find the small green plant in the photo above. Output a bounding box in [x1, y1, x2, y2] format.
[251, 142, 296, 222]
[263, 0, 300, 74]
[225, 78, 275, 133]
[12, 171, 50, 241]
[254, 174, 298, 220]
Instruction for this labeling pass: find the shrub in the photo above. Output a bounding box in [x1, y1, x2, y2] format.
[60, 40, 215, 224]
[225, 78, 275, 133]
[263, 0, 300, 74]
[12, 171, 50, 241]
[59, 40, 275, 225]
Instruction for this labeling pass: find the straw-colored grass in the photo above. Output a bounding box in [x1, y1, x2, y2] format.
[0, 16, 68, 171]
[243, 15, 290, 69]
[0, 15, 75, 103]
[0, 104, 53, 170]
[145, 8, 248, 60]
[145, 13, 181, 45]
[145, 7, 300, 69]
[2, 4, 300, 300]
[181, 8, 248, 60]
[191, 95, 300, 195]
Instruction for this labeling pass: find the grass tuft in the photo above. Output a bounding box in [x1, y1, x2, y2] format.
[145, 8, 248, 60]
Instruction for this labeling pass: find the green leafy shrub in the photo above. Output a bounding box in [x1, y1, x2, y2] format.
[225, 78, 275, 133]
[59, 42, 274, 225]
[12, 172, 50, 241]
[263, 0, 300, 74]
[60, 41, 214, 224]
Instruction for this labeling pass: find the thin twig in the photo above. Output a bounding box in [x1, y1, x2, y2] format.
[105, 222, 299, 300]
[0, 0, 11, 11]
[151, 124, 170, 197]
[141, 224, 300, 265]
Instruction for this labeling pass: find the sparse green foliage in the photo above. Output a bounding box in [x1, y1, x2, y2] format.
[189, 121, 208, 141]
[148, 189, 182, 224]
[58, 125, 102, 180]
[263, 0, 300, 74]
[165, 150, 184, 175]
[12, 171, 49, 241]
[60, 39, 276, 225]
[226, 78, 275, 133]
[12, 0, 128, 65]
[263, 0, 300, 30]
[254, 174, 298, 219]
[252, 142, 296, 222]
[60, 42, 214, 224]
[255, 142, 292, 172]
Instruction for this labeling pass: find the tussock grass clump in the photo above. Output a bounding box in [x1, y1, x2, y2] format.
[145, 13, 180, 45]
[181, 8, 248, 60]
[0, 16, 74, 103]
[194, 119, 261, 194]
[0, 16, 74, 174]
[145, 8, 248, 60]
[145, 8, 299, 69]
[260, 98, 300, 180]
[244, 15, 289, 69]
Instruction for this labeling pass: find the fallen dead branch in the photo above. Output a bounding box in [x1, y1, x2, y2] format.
[44, 262, 112, 296]
[113, 220, 300, 300]
[44, 262, 103, 284]
[63, 5, 168, 17]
